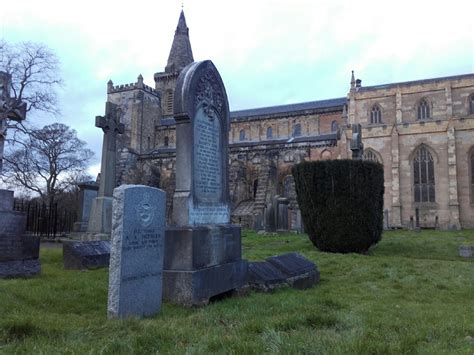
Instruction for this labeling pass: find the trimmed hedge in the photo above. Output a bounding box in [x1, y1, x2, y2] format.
[292, 160, 384, 253]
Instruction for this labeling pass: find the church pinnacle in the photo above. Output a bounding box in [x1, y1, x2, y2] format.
[165, 10, 194, 74]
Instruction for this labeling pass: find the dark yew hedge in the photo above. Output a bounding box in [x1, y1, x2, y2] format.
[292, 160, 384, 253]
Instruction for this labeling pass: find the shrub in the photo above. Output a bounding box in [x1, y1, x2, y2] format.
[292, 159, 384, 253]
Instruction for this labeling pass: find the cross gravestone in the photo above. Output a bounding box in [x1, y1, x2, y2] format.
[0, 72, 38, 279]
[163, 60, 248, 306]
[86, 102, 124, 239]
[107, 185, 166, 319]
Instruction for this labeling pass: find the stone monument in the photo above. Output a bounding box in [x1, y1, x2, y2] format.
[86, 102, 124, 239]
[163, 60, 247, 306]
[108, 185, 166, 319]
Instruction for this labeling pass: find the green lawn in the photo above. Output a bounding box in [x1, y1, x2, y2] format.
[1, 230, 473, 354]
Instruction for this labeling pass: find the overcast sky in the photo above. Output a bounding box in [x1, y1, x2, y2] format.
[1, 0, 473, 176]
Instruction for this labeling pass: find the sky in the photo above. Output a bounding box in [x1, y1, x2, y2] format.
[1, 0, 473, 176]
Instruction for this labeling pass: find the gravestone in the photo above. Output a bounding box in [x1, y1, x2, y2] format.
[163, 60, 247, 306]
[247, 253, 319, 291]
[73, 182, 99, 232]
[277, 197, 289, 232]
[108, 185, 166, 319]
[0, 190, 40, 278]
[86, 102, 124, 239]
[63, 241, 110, 270]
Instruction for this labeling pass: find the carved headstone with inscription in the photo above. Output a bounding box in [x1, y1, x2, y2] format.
[164, 60, 247, 306]
[107, 185, 166, 319]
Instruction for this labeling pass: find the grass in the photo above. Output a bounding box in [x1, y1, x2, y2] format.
[0, 229, 473, 354]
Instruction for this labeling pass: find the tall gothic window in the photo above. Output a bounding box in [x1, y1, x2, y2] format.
[370, 105, 382, 124]
[166, 90, 173, 114]
[293, 123, 301, 137]
[469, 94, 474, 115]
[239, 129, 246, 141]
[363, 149, 380, 163]
[164, 136, 169, 147]
[413, 145, 435, 203]
[266, 126, 273, 139]
[331, 120, 339, 132]
[417, 99, 430, 120]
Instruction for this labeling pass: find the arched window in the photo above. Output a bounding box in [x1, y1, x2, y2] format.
[469, 94, 474, 115]
[331, 120, 339, 132]
[293, 123, 301, 137]
[363, 148, 380, 163]
[239, 129, 246, 141]
[164, 136, 169, 147]
[417, 99, 430, 120]
[370, 105, 382, 124]
[166, 90, 173, 114]
[321, 150, 332, 160]
[413, 145, 435, 202]
[147, 137, 151, 149]
[266, 126, 273, 139]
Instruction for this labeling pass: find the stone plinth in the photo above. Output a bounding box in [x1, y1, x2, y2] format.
[163, 224, 248, 306]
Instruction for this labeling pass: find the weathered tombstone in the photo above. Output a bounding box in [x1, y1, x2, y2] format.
[458, 245, 473, 258]
[108, 185, 166, 319]
[350, 123, 364, 159]
[73, 182, 99, 232]
[277, 197, 289, 232]
[63, 240, 110, 270]
[264, 203, 276, 232]
[86, 102, 124, 239]
[247, 252, 319, 291]
[163, 60, 247, 306]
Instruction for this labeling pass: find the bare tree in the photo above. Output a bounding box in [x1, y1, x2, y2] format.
[0, 39, 62, 116]
[2, 123, 94, 204]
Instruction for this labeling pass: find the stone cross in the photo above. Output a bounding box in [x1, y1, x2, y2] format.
[0, 71, 27, 173]
[95, 102, 124, 198]
[350, 123, 364, 159]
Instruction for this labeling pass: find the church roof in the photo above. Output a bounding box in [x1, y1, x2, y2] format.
[165, 10, 194, 74]
[230, 97, 346, 120]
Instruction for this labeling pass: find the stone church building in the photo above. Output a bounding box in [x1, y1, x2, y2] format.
[105, 10, 474, 230]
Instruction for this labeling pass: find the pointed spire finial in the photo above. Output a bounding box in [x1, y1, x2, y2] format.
[165, 9, 194, 74]
[350, 70, 356, 92]
[137, 74, 144, 88]
[107, 79, 113, 93]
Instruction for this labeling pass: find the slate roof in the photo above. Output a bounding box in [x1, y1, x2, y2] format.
[230, 97, 346, 120]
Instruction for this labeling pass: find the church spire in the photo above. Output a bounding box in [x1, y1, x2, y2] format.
[165, 10, 194, 74]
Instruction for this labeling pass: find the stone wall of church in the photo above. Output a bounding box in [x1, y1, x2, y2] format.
[349, 74, 474, 229]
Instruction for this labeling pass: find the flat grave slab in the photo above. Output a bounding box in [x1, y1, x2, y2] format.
[63, 240, 110, 270]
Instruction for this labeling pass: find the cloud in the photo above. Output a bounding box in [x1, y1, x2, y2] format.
[1, 0, 472, 169]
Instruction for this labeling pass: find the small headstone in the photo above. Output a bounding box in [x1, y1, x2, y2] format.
[62, 241, 110, 270]
[107, 185, 166, 319]
[247, 253, 319, 291]
[277, 197, 289, 232]
[266, 252, 319, 290]
[247, 261, 287, 291]
[0, 189, 14, 211]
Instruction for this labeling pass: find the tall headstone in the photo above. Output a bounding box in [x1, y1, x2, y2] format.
[86, 102, 124, 239]
[108, 185, 166, 319]
[163, 60, 247, 306]
[73, 181, 99, 232]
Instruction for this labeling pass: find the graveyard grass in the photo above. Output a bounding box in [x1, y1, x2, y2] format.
[1, 230, 473, 354]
